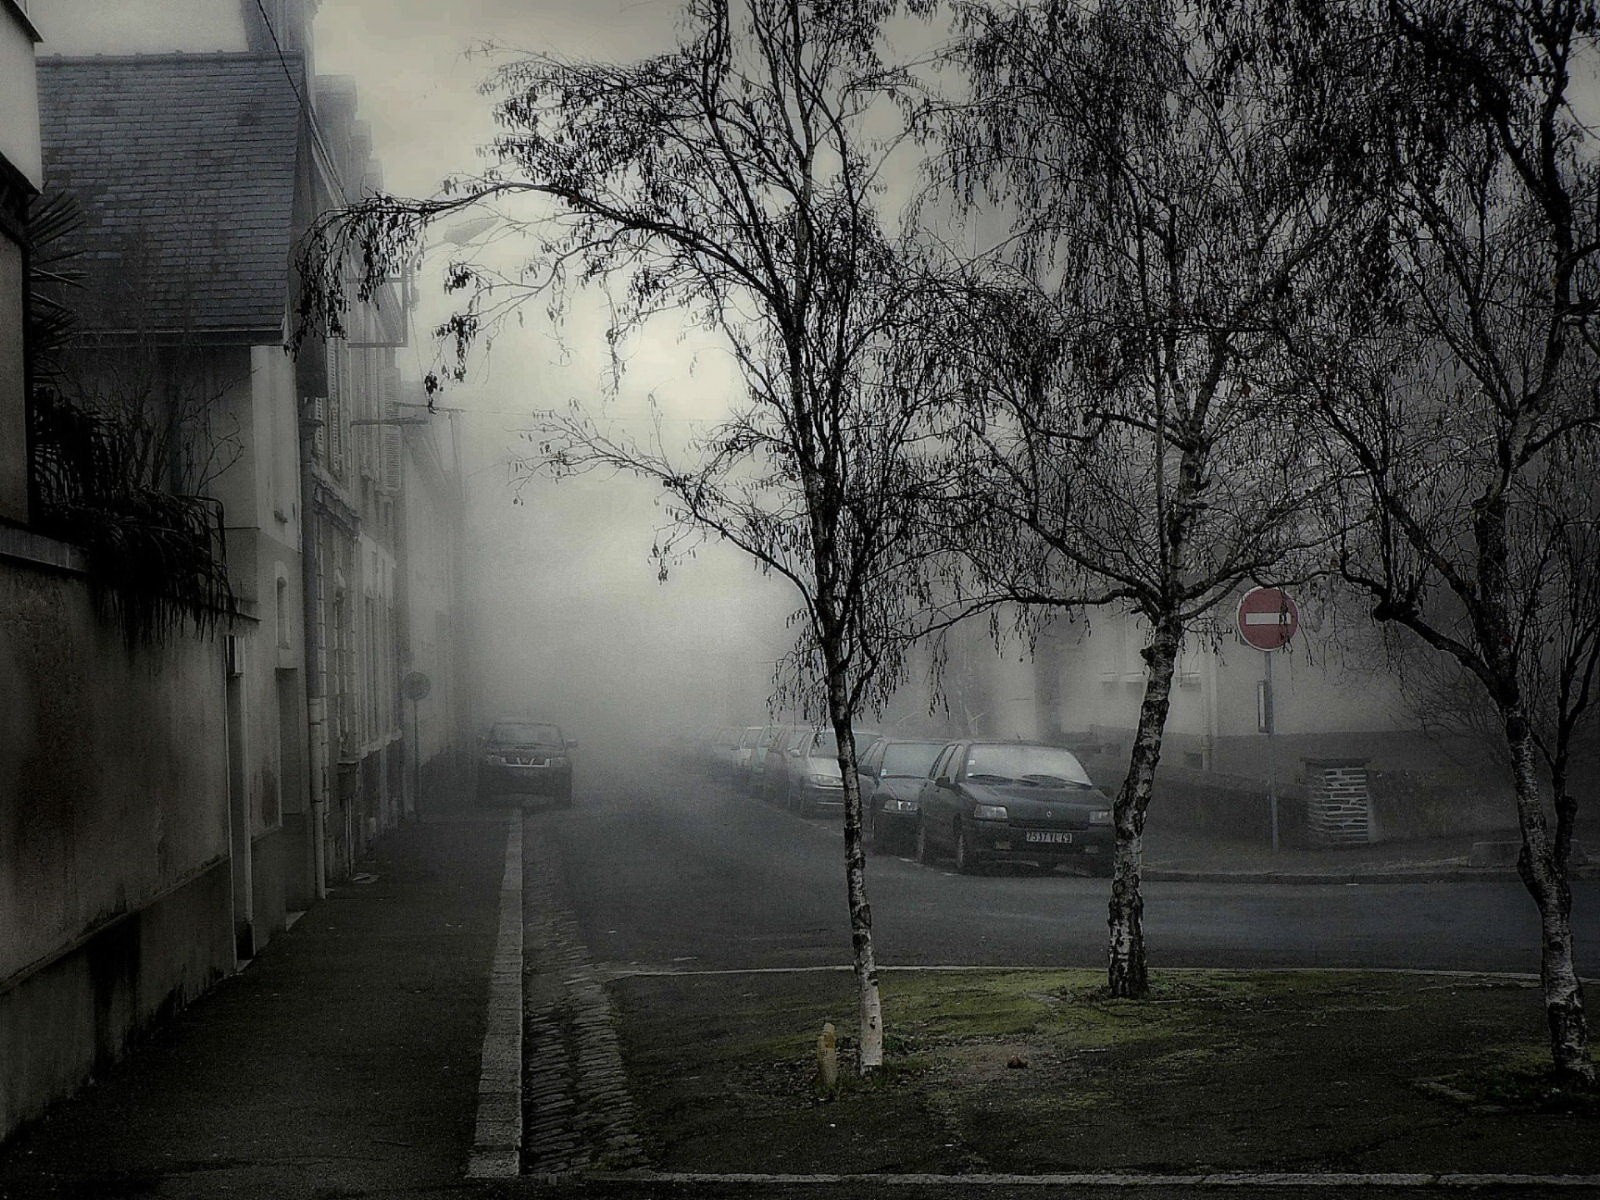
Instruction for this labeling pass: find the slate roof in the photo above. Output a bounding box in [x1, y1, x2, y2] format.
[37, 53, 305, 338]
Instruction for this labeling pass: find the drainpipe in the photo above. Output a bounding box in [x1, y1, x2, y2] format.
[299, 395, 329, 899]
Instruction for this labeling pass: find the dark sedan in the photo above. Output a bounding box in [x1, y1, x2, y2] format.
[477, 720, 574, 806]
[858, 738, 948, 854]
[913, 741, 1114, 874]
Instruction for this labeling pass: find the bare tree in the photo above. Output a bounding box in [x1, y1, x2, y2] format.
[1276, 0, 1600, 1083]
[935, 0, 1351, 997]
[295, 0, 965, 1072]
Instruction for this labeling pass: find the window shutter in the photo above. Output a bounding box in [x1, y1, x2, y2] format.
[382, 425, 403, 493]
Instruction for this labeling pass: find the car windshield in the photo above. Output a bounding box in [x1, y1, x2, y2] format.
[491, 722, 562, 747]
[806, 731, 838, 757]
[962, 744, 1093, 787]
[881, 742, 946, 778]
[738, 727, 765, 748]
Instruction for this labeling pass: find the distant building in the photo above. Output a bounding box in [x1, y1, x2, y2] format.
[958, 603, 1529, 848]
[398, 387, 471, 807]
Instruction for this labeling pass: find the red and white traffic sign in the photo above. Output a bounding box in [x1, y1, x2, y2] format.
[1237, 586, 1300, 651]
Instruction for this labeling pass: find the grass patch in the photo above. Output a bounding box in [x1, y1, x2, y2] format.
[1432, 1043, 1600, 1114]
[610, 968, 1598, 1175]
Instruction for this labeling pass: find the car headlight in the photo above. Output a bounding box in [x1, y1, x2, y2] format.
[549, 756, 569, 766]
[972, 803, 1008, 821]
[1090, 809, 1113, 825]
[809, 773, 844, 787]
[883, 798, 919, 813]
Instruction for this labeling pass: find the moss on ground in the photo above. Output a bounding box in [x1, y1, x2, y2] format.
[610, 968, 1599, 1175]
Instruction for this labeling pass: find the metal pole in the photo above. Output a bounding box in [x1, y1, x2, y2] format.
[1266, 649, 1279, 852]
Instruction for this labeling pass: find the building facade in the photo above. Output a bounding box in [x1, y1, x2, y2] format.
[0, 2, 242, 1139]
[2, 0, 464, 1142]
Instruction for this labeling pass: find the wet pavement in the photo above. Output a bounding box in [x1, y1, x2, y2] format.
[0, 811, 507, 1200]
[1, 764, 1594, 1199]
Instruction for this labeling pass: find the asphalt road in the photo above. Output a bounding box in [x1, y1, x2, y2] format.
[529, 757, 1598, 977]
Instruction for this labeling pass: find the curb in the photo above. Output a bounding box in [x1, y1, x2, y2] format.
[586, 1170, 1600, 1189]
[1144, 866, 1598, 885]
[466, 809, 524, 1180]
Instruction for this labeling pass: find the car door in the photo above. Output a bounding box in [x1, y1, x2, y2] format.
[856, 739, 883, 810]
[919, 743, 962, 848]
[857, 739, 883, 803]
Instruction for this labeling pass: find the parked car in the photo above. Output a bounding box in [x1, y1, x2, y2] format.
[912, 741, 1113, 874]
[772, 726, 885, 817]
[705, 725, 745, 777]
[477, 719, 575, 806]
[857, 738, 948, 853]
[732, 724, 770, 783]
[782, 728, 850, 816]
[758, 725, 805, 802]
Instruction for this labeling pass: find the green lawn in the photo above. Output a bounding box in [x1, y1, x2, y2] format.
[609, 968, 1598, 1175]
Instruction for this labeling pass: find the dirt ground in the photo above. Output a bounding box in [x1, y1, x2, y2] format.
[609, 968, 1599, 1176]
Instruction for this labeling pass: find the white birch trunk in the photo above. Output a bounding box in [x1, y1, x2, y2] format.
[828, 684, 883, 1071]
[1107, 618, 1182, 1000]
[1505, 710, 1594, 1082]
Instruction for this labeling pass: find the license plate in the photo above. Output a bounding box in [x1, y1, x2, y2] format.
[1024, 831, 1073, 844]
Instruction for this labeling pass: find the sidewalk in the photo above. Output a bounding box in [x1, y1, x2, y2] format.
[0, 810, 511, 1200]
[1139, 830, 1597, 884]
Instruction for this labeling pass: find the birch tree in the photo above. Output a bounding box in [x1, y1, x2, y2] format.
[295, 0, 958, 1072]
[1273, 0, 1600, 1083]
[938, 0, 1354, 997]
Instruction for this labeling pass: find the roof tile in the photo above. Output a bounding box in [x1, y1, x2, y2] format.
[37, 53, 305, 337]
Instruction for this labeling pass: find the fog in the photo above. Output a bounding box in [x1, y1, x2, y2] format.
[26, 0, 981, 758]
[313, 2, 839, 753]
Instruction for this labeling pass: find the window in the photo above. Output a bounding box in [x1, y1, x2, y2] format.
[881, 742, 947, 779]
[858, 740, 884, 776]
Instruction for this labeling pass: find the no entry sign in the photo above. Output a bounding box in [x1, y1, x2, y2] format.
[1237, 586, 1300, 651]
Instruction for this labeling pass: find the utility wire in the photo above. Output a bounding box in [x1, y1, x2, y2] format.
[254, 0, 306, 115]
[253, 0, 351, 205]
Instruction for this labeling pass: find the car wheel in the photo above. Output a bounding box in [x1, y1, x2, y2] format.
[796, 791, 816, 819]
[867, 810, 883, 854]
[914, 818, 934, 866]
[954, 823, 980, 875]
[556, 785, 573, 809]
[1089, 851, 1115, 878]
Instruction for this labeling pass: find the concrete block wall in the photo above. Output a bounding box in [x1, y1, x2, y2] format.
[1305, 759, 1374, 846]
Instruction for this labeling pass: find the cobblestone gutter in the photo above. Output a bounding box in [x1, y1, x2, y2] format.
[522, 822, 648, 1177]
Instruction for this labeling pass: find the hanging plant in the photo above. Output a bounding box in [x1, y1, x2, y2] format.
[26, 192, 236, 647]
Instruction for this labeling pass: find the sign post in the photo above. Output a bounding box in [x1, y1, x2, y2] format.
[1237, 587, 1300, 851]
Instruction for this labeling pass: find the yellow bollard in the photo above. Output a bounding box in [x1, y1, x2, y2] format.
[816, 1021, 839, 1094]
